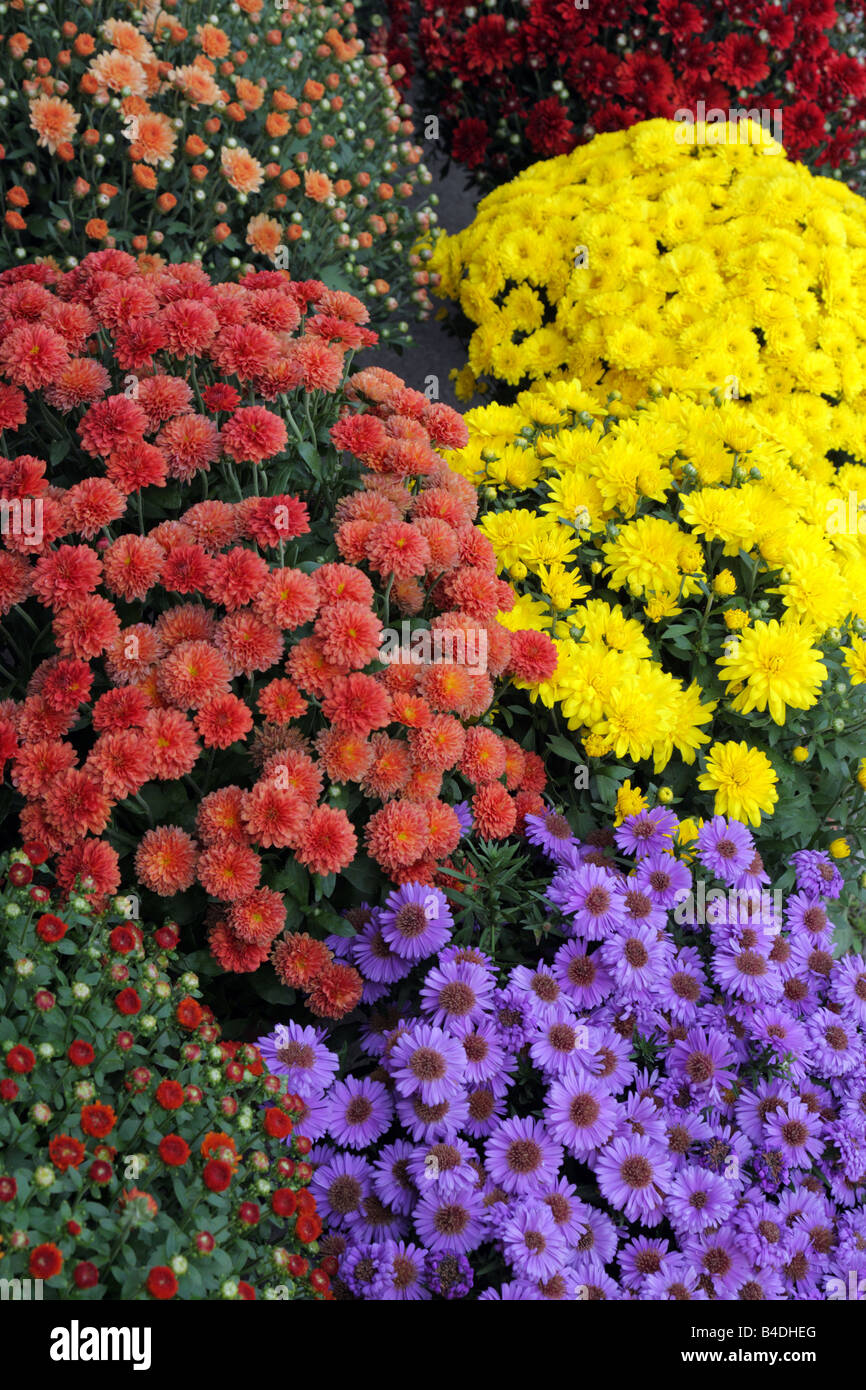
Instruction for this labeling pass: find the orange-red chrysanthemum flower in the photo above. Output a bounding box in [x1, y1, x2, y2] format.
[296, 805, 357, 877]
[144, 707, 201, 779]
[241, 781, 306, 848]
[315, 727, 373, 784]
[254, 568, 319, 630]
[205, 547, 270, 612]
[135, 825, 199, 895]
[257, 677, 307, 725]
[43, 768, 111, 840]
[215, 610, 283, 677]
[321, 672, 391, 737]
[314, 601, 382, 669]
[0, 322, 69, 389]
[459, 726, 507, 785]
[472, 783, 516, 840]
[102, 534, 163, 602]
[198, 842, 261, 901]
[29, 93, 80, 153]
[209, 918, 269, 973]
[271, 931, 330, 989]
[365, 800, 429, 870]
[227, 887, 285, 945]
[407, 714, 465, 773]
[53, 594, 121, 660]
[158, 640, 232, 710]
[196, 785, 250, 846]
[85, 728, 153, 799]
[194, 694, 253, 749]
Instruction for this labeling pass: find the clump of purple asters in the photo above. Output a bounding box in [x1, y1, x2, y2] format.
[275, 810, 865, 1300]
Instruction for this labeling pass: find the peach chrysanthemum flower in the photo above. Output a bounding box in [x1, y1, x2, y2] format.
[296, 805, 357, 877]
[135, 825, 199, 895]
[241, 781, 306, 849]
[86, 728, 154, 800]
[197, 841, 261, 902]
[245, 213, 283, 262]
[195, 24, 230, 59]
[157, 639, 232, 710]
[221, 145, 265, 194]
[89, 50, 148, 96]
[303, 170, 334, 203]
[143, 706, 201, 779]
[197, 785, 250, 846]
[29, 94, 80, 153]
[43, 357, 111, 413]
[254, 568, 319, 631]
[102, 20, 155, 63]
[228, 887, 285, 946]
[194, 693, 254, 749]
[170, 63, 220, 106]
[128, 111, 177, 165]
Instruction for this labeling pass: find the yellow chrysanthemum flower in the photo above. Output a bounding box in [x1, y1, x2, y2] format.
[717, 620, 827, 724]
[698, 741, 779, 826]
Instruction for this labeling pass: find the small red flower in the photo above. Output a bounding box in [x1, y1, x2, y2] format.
[0, 1080, 19, 1102]
[296, 1213, 322, 1244]
[49, 1134, 86, 1171]
[155, 1079, 185, 1111]
[158, 1134, 190, 1167]
[271, 1187, 297, 1218]
[237, 1202, 260, 1226]
[68, 1040, 95, 1067]
[109, 925, 139, 954]
[195, 1230, 215, 1253]
[263, 1107, 293, 1139]
[154, 923, 180, 949]
[237, 1280, 256, 1300]
[176, 996, 203, 1030]
[22, 840, 50, 864]
[74, 1261, 99, 1289]
[29, 1242, 63, 1279]
[0, 1176, 18, 1202]
[36, 913, 68, 943]
[8, 862, 33, 886]
[146, 1266, 178, 1300]
[115, 987, 142, 1016]
[7, 1045, 35, 1074]
[81, 1102, 116, 1138]
[203, 1158, 233, 1192]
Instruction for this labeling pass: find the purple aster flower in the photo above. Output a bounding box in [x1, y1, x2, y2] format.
[501, 1200, 569, 1282]
[807, 1008, 862, 1076]
[358, 1000, 413, 1058]
[323, 1076, 393, 1150]
[419, 959, 494, 1032]
[633, 850, 692, 909]
[352, 1191, 410, 1247]
[576, 1204, 620, 1266]
[425, 1251, 474, 1299]
[387, 1021, 467, 1104]
[613, 1092, 668, 1148]
[781, 1227, 824, 1295]
[784, 891, 832, 945]
[665, 1165, 736, 1234]
[831, 954, 866, 1024]
[735, 1199, 789, 1267]
[395, 1088, 470, 1143]
[352, 917, 414, 984]
[438, 942, 496, 978]
[599, 921, 670, 995]
[524, 807, 577, 861]
[461, 1080, 509, 1139]
[448, 1015, 511, 1085]
[748, 1007, 810, 1074]
[696, 815, 755, 883]
[378, 882, 453, 961]
[413, 1183, 488, 1254]
[619, 1234, 672, 1291]
[255, 1021, 338, 1099]
[735, 1266, 788, 1300]
[764, 1100, 824, 1169]
[376, 1240, 430, 1301]
[733, 847, 771, 894]
[614, 806, 678, 858]
[594, 1134, 672, 1224]
[452, 800, 473, 837]
[407, 1136, 481, 1197]
[485, 1115, 563, 1195]
[361, 979, 391, 1006]
[571, 1258, 622, 1301]
[734, 1078, 795, 1145]
[712, 939, 781, 1003]
[371, 1139, 417, 1216]
[478, 1282, 543, 1300]
[324, 930, 354, 960]
[656, 947, 709, 1022]
[529, 1006, 598, 1079]
[620, 881, 669, 932]
[509, 962, 565, 1018]
[668, 1026, 738, 1099]
[340, 1242, 390, 1299]
[687, 1229, 750, 1295]
[544, 1074, 618, 1158]
[791, 849, 843, 900]
[291, 1091, 331, 1144]
[538, 1176, 592, 1247]
[643, 1254, 708, 1301]
[552, 937, 614, 1009]
[547, 861, 627, 941]
[311, 1151, 373, 1230]
[584, 1027, 636, 1091]
[662, 1109, 714, 1172]
[489, 984, 540, 1051]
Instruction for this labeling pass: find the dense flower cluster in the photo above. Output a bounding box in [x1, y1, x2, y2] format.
[0, 255, 553, 1010]
[0, 847, 329, 1300]
[409, 0, 866, 192]
[431, 118, 866, 403]
[0, 0, 435, 341]
[438, 379, 866, 871]
[272, 805, 866, 1299]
